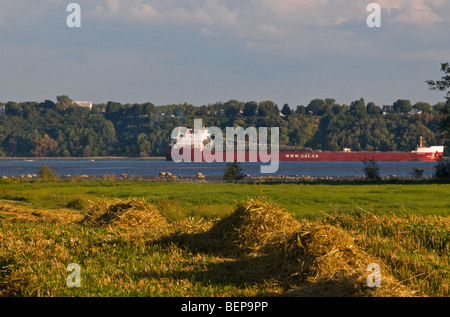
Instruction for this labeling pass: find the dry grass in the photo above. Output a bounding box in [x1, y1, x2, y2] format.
[325, 210, 450, 297]
[0, 201, 83, 224]
[206, 198, 301, 255]
[80, 198, 174, 241]
[193, 198, 415, 297]
[1, 197, 447, 297]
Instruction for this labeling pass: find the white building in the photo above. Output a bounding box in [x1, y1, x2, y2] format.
[409, 108, 423, 115]
[73, 101, 93, 110]
[382, 105, 393, 115]
[0, 105, 5, 116]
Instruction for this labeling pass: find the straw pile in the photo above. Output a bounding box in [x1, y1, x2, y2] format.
[274, 224, 413, 296]
[81, 198, 172, 239]
[206, 198, 301, 255]
[202, 198, 415, 296]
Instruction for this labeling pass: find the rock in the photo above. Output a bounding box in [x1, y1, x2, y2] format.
[197, 172, 205, 179]
[159, 172, 166, 176]
[26, 174, 33, 179]
[166, 172, 173, 176]
[2, 176, 7, 179]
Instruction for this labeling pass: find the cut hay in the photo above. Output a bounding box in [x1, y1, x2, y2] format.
[201, 198, 415, 296]
[206, 198, 300, 255]
[81, 198, 172, 239]
[274, 224, 414, 297]
[0, 201, 84, 224]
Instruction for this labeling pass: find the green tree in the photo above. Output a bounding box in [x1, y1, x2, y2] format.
[38, 163, 58, 180]
[392, 99, 413, 113]
[306, 99, 330, 116]
[56, 95, 73, 109]
[296, 105, 306, 115]
[413, 102, 432, 113]
[243, 101, 258, 117]
[224, 100, 242, 117]
[223, 162, 245, 182]
[5, 102, 21, 116]
[349, 98, 368, 118]
[427, 62, 450, 146]
[367, 102, 382, 115]
[362, 158, 381, 181]
[427, 62, 450, 101]
[281, 104, 292, 116]
[257, 101, 279, 117]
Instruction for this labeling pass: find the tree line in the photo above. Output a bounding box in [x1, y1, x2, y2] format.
[0, 95, 448, 157]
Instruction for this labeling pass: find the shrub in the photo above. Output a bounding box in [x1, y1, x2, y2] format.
[362, 157, 381, 181]
[411, 168, 425, 179]
[434, 159, 450, 180]
[66, 198, 85, 210]
[38, 163, 58, 180]
[223, 162, 245, 182]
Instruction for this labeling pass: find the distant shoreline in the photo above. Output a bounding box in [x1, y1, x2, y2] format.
[0, 157, 166, 160]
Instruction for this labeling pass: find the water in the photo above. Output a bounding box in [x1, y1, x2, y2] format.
[0, 159, 438, 178]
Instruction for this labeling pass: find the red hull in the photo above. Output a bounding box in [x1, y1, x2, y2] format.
[165, 148, 443, 162]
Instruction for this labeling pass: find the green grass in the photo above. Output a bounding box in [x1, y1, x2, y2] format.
[0, 180, 448, 219]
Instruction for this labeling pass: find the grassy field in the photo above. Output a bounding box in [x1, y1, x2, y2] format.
[0, 179, 449, 297]
[0, 179, 449, 219]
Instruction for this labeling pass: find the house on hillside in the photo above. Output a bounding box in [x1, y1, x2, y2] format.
[408, 108, 423, 115]
[0, 105, 5, 116]
[73, 101, 93, 110]
[382, 105, 393, 115]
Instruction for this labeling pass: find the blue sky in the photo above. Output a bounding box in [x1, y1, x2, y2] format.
[1, 0, 449, 108]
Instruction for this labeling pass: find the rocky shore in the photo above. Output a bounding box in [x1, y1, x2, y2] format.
[1, 172, 434, 183]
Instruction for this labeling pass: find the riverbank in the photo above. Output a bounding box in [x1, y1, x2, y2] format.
[0, 172, 440, 184]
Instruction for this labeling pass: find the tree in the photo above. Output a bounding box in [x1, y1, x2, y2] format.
[38, 163, 58, 180]
[281, 104, 292, 116]
[39, 100, 56, 109]
[434, 158, 450, 181]
[257, 101, 279, 117]
[362, 157, 381, 181]
[296, 105, 306, 115]
[243, 101, 258, 117]
[413, 102, 432, 113]
[56, 95, 73, 109]
[349, 98, 367, 118]
[32, 134, 58, 157]
[223, 162, 245, 181]
[427, 63, 450, 101]
[410, 168, 425, 179]
[306, 99, 330, 116]
[367, 102, 382, 115]
[392, 99, 412, 113]
[224, 100, 242, 117]
[5, 102, 21, 116]
[427, 62, 450, 146]
[325, 98, 336, 107]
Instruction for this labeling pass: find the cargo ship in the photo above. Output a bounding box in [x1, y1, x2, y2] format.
[165, 128, 444, 162]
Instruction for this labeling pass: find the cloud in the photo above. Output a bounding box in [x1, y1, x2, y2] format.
[378, 0, 443, 24]
[2, 0, 450, 61]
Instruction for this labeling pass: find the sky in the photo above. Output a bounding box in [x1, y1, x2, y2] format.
[1, 0, 450, 108]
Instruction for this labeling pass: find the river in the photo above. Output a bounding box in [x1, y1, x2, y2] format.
[0, 158, 439, 178]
